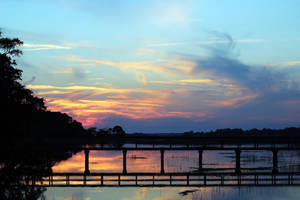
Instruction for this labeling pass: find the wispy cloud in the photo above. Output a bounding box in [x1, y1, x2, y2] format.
[61, 55, 196, 76]
[63, 41, 96, 48]
[268, 61, 300, 67]
[147, 39, 264, 47]
[25, 31, 300, 131]
[27, 83, 256, 127]
[150, 79, 215, 85]
[23, 76, 36, 85]
[135, 72, 148, 85]
[51, 68, 89, 79]
[148, 79, 245, 91]
[23, 43, 71, 51]
[23, 41, 96, 51]
[206, 94, 258, 108]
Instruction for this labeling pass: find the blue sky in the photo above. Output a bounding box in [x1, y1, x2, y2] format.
[1, 0, 300, 132]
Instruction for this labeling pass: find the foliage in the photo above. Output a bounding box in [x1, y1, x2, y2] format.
[183, 127, 300, 136]
[0, 31, 84, 140]
[87, 125, 126, 137]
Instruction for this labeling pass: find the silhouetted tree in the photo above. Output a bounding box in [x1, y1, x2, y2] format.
[0, 31, 84, 141]
[0, 32, 45, 110]
[112, 125, 125, 136]
[87, 127, 97, 136]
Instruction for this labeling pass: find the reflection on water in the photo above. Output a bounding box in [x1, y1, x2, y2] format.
[52, 149, 300, 173]
[44, 186, 300, 200]
[0, 142, 80, 200]
[3, 143, 300, 199]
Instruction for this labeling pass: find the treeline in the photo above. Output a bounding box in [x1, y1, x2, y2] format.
[87, 125, 126, 137]
[183, 127, 300, 136]
[0, 31, 85, 141]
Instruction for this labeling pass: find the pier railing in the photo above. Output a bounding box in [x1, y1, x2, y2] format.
[3, 142, 300, 188]
[14, 172, 300, 187]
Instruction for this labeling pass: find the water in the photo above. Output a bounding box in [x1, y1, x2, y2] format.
[44, 187, 300, 200]
[2, 143, 300, 200]
[45, 147, 300, 199]
[52, 149, 300, 173]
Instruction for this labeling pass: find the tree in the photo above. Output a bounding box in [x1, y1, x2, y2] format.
[112, 125, 125, 136]
[0, 31, 45, 110]
[0, 31, 88, 199]
[0, 31, 84, 140]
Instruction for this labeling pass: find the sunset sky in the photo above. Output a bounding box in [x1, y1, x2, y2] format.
[2, 0, 300, 132]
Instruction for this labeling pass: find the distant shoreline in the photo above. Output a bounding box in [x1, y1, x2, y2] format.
[9, 133, 300, 147]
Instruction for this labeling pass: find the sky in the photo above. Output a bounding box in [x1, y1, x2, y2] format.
[1, 0, 300, 132]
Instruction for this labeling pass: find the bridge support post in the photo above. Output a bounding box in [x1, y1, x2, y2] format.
[160, 149, 165, 174]
[123, 150, 127, 174]
[235, 149, 241, 174]
[272, 149, 278, 173]
[198, 150, 203, 171]
[84, 150, 90, 174]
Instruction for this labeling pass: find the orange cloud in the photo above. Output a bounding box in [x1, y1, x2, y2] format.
[45, 97, 208, 126]
[61, 55, 196, 76]
[206, 94, 258, 108]
[27, 84, 256, 127]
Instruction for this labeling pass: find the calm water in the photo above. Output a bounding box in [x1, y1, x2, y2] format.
[41, 147, 300, 200]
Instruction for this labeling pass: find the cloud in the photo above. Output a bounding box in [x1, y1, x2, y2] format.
[23, 43, 71, 51]
[135, 71, 148, 85]
[269, 60, 300, 67]
[24, 76, 36, 85]
[27, 81, 256, 130]
[148, 79, 245, 91]
[170, 32, 289, 96]
[63, 41, 96, 48]
[207, 94, 258, 108]
[192, 55, 250, 84]
[52, 68, 88, 79]
[58, 36, 264, 84]
[22, 41, 95, 51]
[147, 38, 264, 47]
[27, 31, 300, 131]
[60, 55, 196, 76]
[30, 33, 272, 129]
[149, 79, 215, 85]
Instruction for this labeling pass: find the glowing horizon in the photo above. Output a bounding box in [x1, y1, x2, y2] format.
[2, 0, 300, 132]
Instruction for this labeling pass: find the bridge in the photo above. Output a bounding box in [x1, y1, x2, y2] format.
[81, 144, 300, 175]
[5, 142, 300, 188]
[22, 172, 300, 187]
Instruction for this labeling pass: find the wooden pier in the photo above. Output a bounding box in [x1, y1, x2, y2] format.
[19, 172, 300, 187]
[82, 144, 300, 176]
[3, 142, 300, 188]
